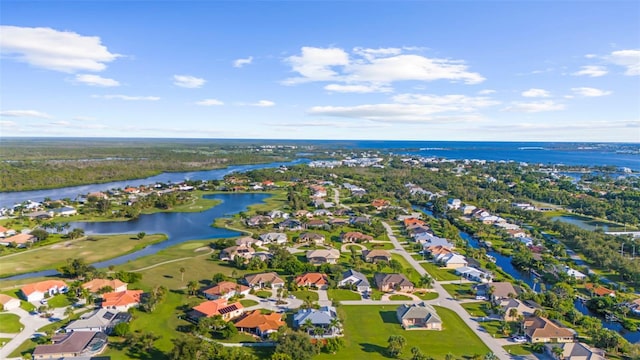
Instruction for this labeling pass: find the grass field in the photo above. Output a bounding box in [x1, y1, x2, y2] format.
[441, 283, 476, 299]
[255, 290, 271, 299]
[503, 344, 535, 355]
[389, 294, 412, 300]
[420, 262, 460, 281]
[0, 233, 167, 277]
[239, 299, 259, 307]
[461, 302, 491, 317]
[0, 313, 22, 333]
[316, 305, 490, 360]
[327, 289, 361, 301]
[414, 291, 439, 300]
[291, 290, 319, 302]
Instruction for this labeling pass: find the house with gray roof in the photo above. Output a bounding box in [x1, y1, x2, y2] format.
[258, 232, 287, 245]
[32, 331, 108, 360]
[65, 308, 131, 334]
[293, 306, 340, 337]
[374, 273, 414, 293]
[396, 302, 442, 330]
[339, 269, 371, 292]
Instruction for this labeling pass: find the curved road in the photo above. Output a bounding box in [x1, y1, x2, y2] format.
[381, 221, 512, 360]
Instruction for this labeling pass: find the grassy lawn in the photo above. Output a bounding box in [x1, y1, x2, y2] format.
[461, 302, 491, 317]
[328, 289, 361, 301]
[0, 233, 167, 277]
[0, 337, 11, 346]
[291, 290, 319, 302]
[255, 290, 271, 299]
[316, 305, 489, 360]
[365, 242, 395, 250]
[503, 344, 535, 355]
[389, 294, 412, 300]
[239, 299, 259, 307]
[9, 338, 38, 358]
[441, 283, 476, 299]
[0, 313, 22, 333]
[46, 294, 71, 308]
[414, 291, 439, 300]
[478, 320, 521, 339]
[420, 262, 459, 281]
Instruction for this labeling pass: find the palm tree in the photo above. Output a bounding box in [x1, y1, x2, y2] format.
[179, 267, 185, 283]
[508, 308, 519, 321]
[329, 317, 341, 335]
[551, 345, 564, 359]
[187, 280, 199, 296]
[301, 319, 314, 335]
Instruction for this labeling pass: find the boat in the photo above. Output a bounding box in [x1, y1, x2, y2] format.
[486, 255, 497, 263]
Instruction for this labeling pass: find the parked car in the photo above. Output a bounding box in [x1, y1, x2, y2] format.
[511, 336, 527, 343]
[475, 295, 487, 301]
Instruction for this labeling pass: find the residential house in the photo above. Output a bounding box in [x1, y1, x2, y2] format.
[523, 316, 575, 343]
[259, 232, 288, 245]
[294, 273, 329, 289]
[0, 294, 20, 310]
[306, 249, 340, 265]
[234, 310, 286, 338]
[246, 215, 274, 227]
[220, 245, 256, 261]
[0, 225, 17, 238]
[416, 233, 454, 248]
[277, 219, 304, 231]
[396, 302, 442, 330]
[499, 298, 537, 321]
[20, 280, 68, 302]
[82, 278, 128, 294]
[293, 306, 340, 337]
[87, 192, 108, 200]
[329, 218, 349, 226]
[349, 216, 370, 225]
[313, 209, 333, 217]
[32, 331, 108, 360]
[506, 229, 528, 238]
[0, 233, 37, 248]
[563, 266, 587, 281]
[235, 236, 262, 247]
[298, 232, 325, 245]
[268, 210, 289, 220]
[475, 282, 517, 303]
[545, 342, 605, 360]
[50, 206, 77, 217]
[189, 298, 244, 322]
[408, 226, 432, 238]
[438, 253, 468, 269]
[423, 245, 452, 259]
[374, 273, 414, 293]
[101, 290, 143, 311]
[243, 272, 285, 289]
[462, 205, 477, 215]
[202, 281, 250, 300]
[585, 283, 615, 297]
[339, 269, 371, 292]
[305, 219, 328, 229]
[447, 199, 462, 210]
[341, 231, 373, 243]
[362, 249, 392, 263]
[403, 218, 425, 227]
[371, 199, 390, 210]
[65, 308, 131, 333]
[455, 267, 492, 283]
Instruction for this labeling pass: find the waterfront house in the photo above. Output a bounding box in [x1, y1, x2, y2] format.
[544, 342, 605, 360]
[438, 253, 468, 269]
[101, 290, 143, 311]
[499, 298, 537, 321]
[374, 273, 414, 293]
[455, 266, 492, 283]
[258, 232, 288, 245]
[20, 280, 68, 302]
[339, 269, 371, 292]
[82, 278, 128, 294]
[523, 316, 575, 343]
[585, 283, 616, 297]
[0, 233, 37, 248]
[475, 282, 517, 303]
[243, 272, 285, 289]
[396, 302, 442, 330]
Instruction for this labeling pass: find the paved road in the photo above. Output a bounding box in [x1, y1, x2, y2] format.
[381, 221, 511, 360]
[0, 306, 67, 360]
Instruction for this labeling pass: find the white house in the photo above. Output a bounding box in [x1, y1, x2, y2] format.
[339, 269, 371, 293]
[20, 280, 68, 302]
[0, 294, 21, 310]
[455, 267, 492, 283]
[258, 233, 287, 245]
[438, 253, 468, 269]
[564, 266, 587, 281]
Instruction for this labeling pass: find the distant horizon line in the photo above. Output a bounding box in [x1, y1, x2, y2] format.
[0, 136, 638, 144]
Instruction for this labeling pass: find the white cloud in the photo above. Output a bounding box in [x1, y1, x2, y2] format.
[572, 65, 608, 77]
[196, 98, 224, 106]
[0, 25, 120, 73]
[75, 74, 120, 87]
[324, 83, 392, 93]
[173, 75, 206, 88]
[92, 94, 160, 101]
[503, 100, 565, 113]
[283, 46, 484, 87]
[478, 89, 496, 95]
[607, 49, 640, 76]
[585, 54, 597, 59]
[0, 110, 52, 118]
[50, 121, 71, 126]
[571, 87, 612, 97]
[0, 120, 18, 128]
[521, 88, 551, 98]
[73, 116, 97, 121]
[308, 93, 498, 123]
[233, 56, 253, 68]
[251, 100, 275, 107]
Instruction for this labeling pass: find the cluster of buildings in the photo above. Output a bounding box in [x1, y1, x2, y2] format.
[309, 157, 384, 168]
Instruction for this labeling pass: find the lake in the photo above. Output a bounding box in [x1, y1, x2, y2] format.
[1, 192, 271, 280]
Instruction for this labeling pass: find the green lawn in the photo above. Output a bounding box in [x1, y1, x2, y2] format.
[0, 313, 22, 333]
[389, 294, 412, 300]
[441, 283, 476, 299]
[239, 299, 259, 307]
[420, 263, 460, 281]
[503, 344, 535, 355]
[0, 338, 11, 346]
[461, 302, 491, 317]
[316, 305, 490, 360]
[415, 291, 439, 300]
[255, 290, 271, 299]
[327, 289, 361, 301]
[0, 233, 167, 277]
[46, 294, 71, 308]
[291, 290, 319, 302]
[9, 338, 38, 358]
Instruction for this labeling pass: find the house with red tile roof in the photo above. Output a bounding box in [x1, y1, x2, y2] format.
[20, 280, 68, 302]
[295, 273, 329, 289]
[0, 233, 37, 248]
[403, 218, 426, 227]
[234, 310, 285, 337]
[189, 298, 244, 321]
[585, 283, 616, 297]
[101, 290, 143, 311]
[0, 225, 17, 238]
[371, 199, 390, 210]
[202, 281, 250, 300]
[82, 279, 128, 294]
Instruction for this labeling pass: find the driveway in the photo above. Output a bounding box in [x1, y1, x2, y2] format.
[316, 289, 332, 307]
[0, 306, 68, 360]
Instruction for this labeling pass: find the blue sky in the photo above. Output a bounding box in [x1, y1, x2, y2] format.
[1, 1, 639, 141]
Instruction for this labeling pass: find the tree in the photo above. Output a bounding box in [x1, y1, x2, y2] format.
[483, 352, 498, 360]
[271, 353, 293, 360]
[30, 228, 49, 241]
[418, 274, 433, 289]
[180, 267, 186, 283]
[274, 331, 317, 360]
[551, 346, 564, 359]
[187, 280, 199, 296]
[387, 335, 406, 358]
[137, 232, 146, 240]
[68, 228, 85, 240]
[113, 322, 130, 337]
[508, 308, 518, 321]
